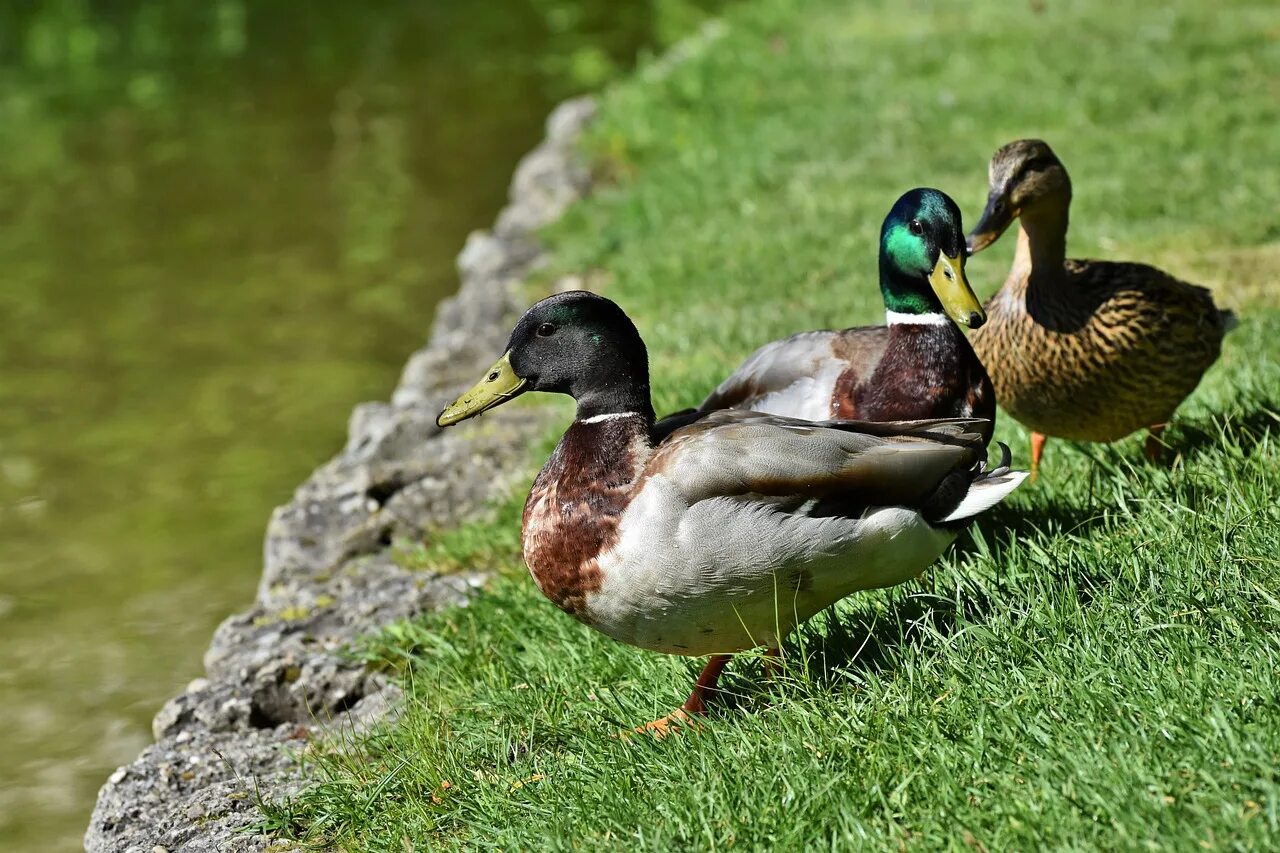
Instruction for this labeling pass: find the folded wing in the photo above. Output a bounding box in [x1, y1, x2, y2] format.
[647, 410, 987, 512]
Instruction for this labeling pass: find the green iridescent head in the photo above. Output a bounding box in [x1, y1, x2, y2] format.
[879, 188, 985, 327]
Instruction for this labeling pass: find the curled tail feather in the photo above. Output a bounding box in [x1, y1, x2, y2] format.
[938, 442, 1028, 524]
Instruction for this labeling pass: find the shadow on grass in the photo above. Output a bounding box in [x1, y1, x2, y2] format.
[660, 400, 1280, 722]
[1071, 395, 1280, 474]
[802, 588, 992, 688]
[972, 492, 1110, 541]
[702, 495, 1123, 716]
[697, 571, 1002, 716]
[682, 592, 981, 724]
[1166, 396, 1280, 460]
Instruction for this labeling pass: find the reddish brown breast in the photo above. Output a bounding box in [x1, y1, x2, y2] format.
[834, 323, 995, 439]
[521, 414, 649, 621]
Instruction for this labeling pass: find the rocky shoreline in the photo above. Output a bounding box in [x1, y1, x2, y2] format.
[86, 96, 597, 853]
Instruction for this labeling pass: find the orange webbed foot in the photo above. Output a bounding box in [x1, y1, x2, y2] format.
[621, 653, 732, 740]
[632, 709, 699, 739]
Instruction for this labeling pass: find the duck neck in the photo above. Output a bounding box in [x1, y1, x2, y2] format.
[884, 309, 952, 329]
[1011, 197, 1069, 292]
[559, 411, 652, 481]
[572, 374, 655, 426]
[880, 262, 942, 319]
[885, 313, 968, 360]
[575, 394, 655, 426]
[531, 412, 651, 530]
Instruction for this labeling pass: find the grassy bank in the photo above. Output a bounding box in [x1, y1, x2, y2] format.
[263, 0, 1280, 848]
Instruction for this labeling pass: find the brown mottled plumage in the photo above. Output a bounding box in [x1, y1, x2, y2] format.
[966, 139, 1234, 473]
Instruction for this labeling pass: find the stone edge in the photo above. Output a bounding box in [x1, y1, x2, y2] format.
[84, 95, 598, 853]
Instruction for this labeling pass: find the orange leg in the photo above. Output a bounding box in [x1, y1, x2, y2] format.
[1030, 431, 1048, 483]
[638, 654, 731, 737]
[681, 653, 731, 715]
[1145, 423, 1167, 463]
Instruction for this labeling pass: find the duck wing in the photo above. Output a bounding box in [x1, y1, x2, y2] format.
[698, 328, 889, 419]
[646, 410, 988, 513]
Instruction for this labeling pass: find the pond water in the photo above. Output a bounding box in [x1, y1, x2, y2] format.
[0, 2, 708, 848]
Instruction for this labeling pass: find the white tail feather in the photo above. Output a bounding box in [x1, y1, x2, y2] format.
[941, 471, 1029, 523]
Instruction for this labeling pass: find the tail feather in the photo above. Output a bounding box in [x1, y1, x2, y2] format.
[940, 442, 1028, 523]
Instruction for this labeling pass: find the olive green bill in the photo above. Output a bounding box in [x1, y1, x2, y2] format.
[436, 352, 528, 427]
[928, 251, 985, 328]
[966, 193, 1017, 255]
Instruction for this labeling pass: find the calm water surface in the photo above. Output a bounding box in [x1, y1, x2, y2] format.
[0, 2, 706, 848]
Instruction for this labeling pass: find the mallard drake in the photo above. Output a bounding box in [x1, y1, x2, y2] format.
[700, 188, 996, 441]
[966, 139, 1235, 477]
[437, 291, 1027, 734]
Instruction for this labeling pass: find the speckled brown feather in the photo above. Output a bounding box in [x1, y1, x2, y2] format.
[973, 256, 1228, 441]
[968, 140, 1233, 444]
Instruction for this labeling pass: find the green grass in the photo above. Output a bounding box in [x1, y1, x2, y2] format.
[261, 0, 1280, 848]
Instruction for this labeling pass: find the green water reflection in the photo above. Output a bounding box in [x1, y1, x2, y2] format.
[0, 1, 709, 848]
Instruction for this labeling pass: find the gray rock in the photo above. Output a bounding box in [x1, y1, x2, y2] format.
[495, 97, 596, 239]
[85, 93, 598, 853]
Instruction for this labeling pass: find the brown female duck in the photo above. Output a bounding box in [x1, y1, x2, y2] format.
[967, 139, 1235, 477]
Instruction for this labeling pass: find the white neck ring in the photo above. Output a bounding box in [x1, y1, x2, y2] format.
[580, 412, 639, 424]
[885, 311, 949, 326]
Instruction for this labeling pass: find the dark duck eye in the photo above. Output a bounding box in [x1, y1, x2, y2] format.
[908, 219, 924, 236]
[536, 323, 556, 337]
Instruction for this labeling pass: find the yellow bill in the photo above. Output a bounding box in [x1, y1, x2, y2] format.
[928, 252, 985, 328]
[437, 352, 528, 427]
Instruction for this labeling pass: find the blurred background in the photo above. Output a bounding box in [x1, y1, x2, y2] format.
[0, 1, 714, 848]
